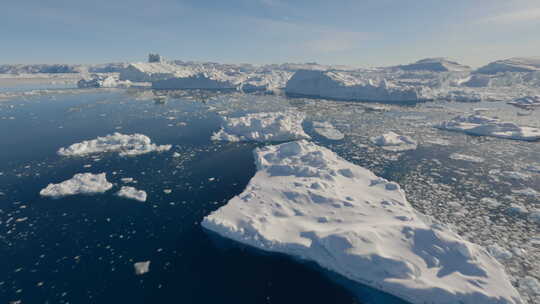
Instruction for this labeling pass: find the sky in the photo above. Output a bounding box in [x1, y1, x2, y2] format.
[1, 0, 539, 67]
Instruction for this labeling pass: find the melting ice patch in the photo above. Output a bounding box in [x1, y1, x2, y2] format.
[211, 111, 310, 142]
[58, 133, 172, 157]
[436, 114, 540, 141]
[370, 131, 417, 151]
[133, 261, 150, 275]
[312, 121, 344, 140]
[116, 186, 147, 202]
[40, 173, 113, 198]
[203, 140, 521, 304]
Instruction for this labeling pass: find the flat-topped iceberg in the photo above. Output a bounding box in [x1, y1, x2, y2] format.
[312, 121, 344, 140]
[436, 115, 540, 141]
[58, 133, 172, 157]
[370, 131, 417, 151]
[203, 140, 521, 304]
[116, 186, 147, 202]
[285, 70, 425, 102]
[40, 173, 113, 198]
[211, 111, 310, 142]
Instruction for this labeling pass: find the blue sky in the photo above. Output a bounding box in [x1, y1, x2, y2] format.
[1, 0, 539, 67]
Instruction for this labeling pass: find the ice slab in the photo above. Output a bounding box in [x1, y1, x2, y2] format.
[203, 140, 522, 304]
[312, 121, 344, 140]
[370, 132, 417, 151]
[116, 186, 147, 202]
[58, 133, 172, 157]
[40, 173, 113, 198]
[133, 261, 150, 275]
[436, 115, 540, 141]
[211, 111, 310, 142]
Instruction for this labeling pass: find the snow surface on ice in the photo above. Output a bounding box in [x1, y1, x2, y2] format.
[77, 74, 132, 88]
[370, 131, 417, 151]
[312, 121, 344, 140]
[476, 57, 540, 74]
[58, 133, 172, 157]
[40, 173, 113, 198]
[436, 115, 540, 141]
[203, 140, 522, 304]
[397, 58, 471, 72]
[211, 111, 310, 142]
[116, 186, 147, 202]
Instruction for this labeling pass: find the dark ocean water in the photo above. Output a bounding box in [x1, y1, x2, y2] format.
[0, 91, 411, 304]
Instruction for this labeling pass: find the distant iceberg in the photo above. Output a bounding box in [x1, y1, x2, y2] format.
[58, 133, 172, 157]
[396, 58, 471, 72]
[211, 111, 310, 142]
[475, 57, 540, 74]
[203, 140, 522, 304]
[436, 114, 540, 141]
[77, 74, 132, 88]
[40, 173, 113, 198]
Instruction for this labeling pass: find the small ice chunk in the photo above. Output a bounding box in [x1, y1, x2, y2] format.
[370, 131, 417, 151]
[133, 261, 150, 275]
[116, 186, 147, 202]
[312, 121, 344, 140]
[449, 153, 484, 163]
[40, 173, 113, 198]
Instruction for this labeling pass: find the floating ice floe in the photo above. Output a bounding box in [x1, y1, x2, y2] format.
[116, 186, 147, 202]
[436, 114, 540, 141]
[211, 111, 310, 142]
[312, 121, 344, 140]
[40, 173, 113, 198]
[58, 133, 172, 157]
[77, 74, 132, 88]
[507, 96, 540, 110]
[449, 153, 485, 163]
[370, 131, 417, 151]
[202, 140, 521, 304]
[133, 261, 150, 275]
[487, 244, 513, 261]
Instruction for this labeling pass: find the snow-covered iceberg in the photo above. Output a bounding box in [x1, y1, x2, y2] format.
[58, 133, 172, 157]
[370, 132, 417, 151]
[211, 111, 310, 142]
[312, 121, 344, 140]
[397, 58, 471, 72]
[116, 186, 147, 202]
[40, 173, 113, 198]
[77, 74, 132, 88]
[151, 72, 237, 90]
[475, 57, 540, 74]
[203, 140, 521, 304]
[285, 70, 425, 102]
[436, 115, 540, 141]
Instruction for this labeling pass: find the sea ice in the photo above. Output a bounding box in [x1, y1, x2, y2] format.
[312, 121, 344, 140]
[370, 131, 417, 151]
[133, 261, 150, 275]
[116, 186, 147, 202]
[40, 173, 113, 198]
[211, 111, 310, 142]
[203, 140, 521, 304]
[436, 114, 540, 141]
[58, 133, 172, 157]
[507, 96, 540, 110]
[449, 153, 485, 163]
[77, 74, 132, 88]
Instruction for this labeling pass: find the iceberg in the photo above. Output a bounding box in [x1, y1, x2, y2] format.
[203, 140, 522, 304]
[58, 133, 172, 157]
[436, 115, 540, 141]
[77, 74, 132, 88]
[116, 186, 147, 202]
[211, 111, 310, 142]
[370, 132, 417, 151]
[40, 173, 113, 198]
[475, 57, 540, 74]
[133, 261, 150, 275]
[312, 121, 344, 140]
[151, 72, 237, 90]
[285, 70, 425, 102]
[397, 58, 471, 72]
[507, 96, 540, 109]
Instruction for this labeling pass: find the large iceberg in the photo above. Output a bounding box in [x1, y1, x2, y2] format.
[475, 57, 540, 74]
[58, 133, 172, 157]
[436, 115, 540, 141]
[396, 58, 471, 72]
[285, 70, 426, 102]
[211, 111, 310, 142]
[203, 141, 521, 304]
[40, 173, 113, 198]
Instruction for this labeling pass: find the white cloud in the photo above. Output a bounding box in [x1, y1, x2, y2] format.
[480, 8, 540, 24]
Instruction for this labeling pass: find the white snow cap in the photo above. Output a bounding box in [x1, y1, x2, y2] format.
[58, 133, 172, 157]
[203, 140, 522, 304]
[116, 186, 147, 202]
[40, 173, 113, 198]
[134, 261, 150, 275]
[437, 114, 540, 141]
[211, 111, 310, 142]
[370, 131, 417, 151]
